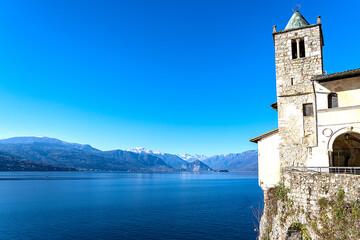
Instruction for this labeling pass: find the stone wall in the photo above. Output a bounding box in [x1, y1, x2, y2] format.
[274, 25, 323, 95]
[259, 171, 360, 240]
[278, 94, 315, 167]
[274, 25, 324, 167]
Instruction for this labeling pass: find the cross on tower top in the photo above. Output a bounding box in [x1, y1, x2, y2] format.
[292, 4, 301, 12]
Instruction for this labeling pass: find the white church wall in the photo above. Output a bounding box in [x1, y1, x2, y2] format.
[308, 77, 360, 168]
[258, 133, 280, 190]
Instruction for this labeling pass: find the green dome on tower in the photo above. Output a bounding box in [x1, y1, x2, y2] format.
[284, 11, 310, 30]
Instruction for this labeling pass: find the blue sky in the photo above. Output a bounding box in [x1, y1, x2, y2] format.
[0, 0, 359, 156]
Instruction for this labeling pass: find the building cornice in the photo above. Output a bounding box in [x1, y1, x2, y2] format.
[311, 68, 360, 82]
[272, 23, 321, 36]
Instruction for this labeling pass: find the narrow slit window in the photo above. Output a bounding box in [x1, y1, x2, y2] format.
[291, 78, 294, 85]
[303, 103, 313, 117]
[328, 93, 338, 108]
[299, 39, 305, 58]
[292, 40, 298, 59]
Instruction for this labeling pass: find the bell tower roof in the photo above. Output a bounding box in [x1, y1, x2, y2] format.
[284, 11, 310, 30]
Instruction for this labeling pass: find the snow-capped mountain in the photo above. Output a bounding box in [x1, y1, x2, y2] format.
[127, 147, 188, 169]
[176, 153, 208, 162]
[127, 147, 162, 156]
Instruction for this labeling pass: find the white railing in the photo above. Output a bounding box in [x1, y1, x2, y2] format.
[284, 166, 360, 175]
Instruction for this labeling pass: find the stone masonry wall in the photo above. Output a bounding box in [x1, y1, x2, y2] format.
[274, 25, 323, 167]
[259, 171, 360, 240]
[278, 94, 316, 167]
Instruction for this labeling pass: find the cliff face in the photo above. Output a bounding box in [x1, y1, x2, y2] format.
[259, 171, 360, 240]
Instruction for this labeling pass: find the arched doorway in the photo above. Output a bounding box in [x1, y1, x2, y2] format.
[331, 132, 360, 171]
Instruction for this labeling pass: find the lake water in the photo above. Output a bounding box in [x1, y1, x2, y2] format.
[0, 172, 263, 240]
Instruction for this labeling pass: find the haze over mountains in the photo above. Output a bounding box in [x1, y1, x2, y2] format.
[0, 137, 257, 172]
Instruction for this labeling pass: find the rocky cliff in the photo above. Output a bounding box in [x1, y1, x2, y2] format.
[259, 171, 360, 240]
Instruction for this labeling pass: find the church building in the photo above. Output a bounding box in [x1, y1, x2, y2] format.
[250, 10, 360, 192]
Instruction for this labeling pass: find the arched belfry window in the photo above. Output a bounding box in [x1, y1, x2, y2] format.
[328, 93, 338, 108]
[291, 38, 305, 59]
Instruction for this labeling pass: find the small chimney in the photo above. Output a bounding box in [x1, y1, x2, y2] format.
[317, 16, 321, 24]
[273, 25, 277, 33]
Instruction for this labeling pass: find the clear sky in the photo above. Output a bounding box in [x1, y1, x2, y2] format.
[0, 0, 359, 156]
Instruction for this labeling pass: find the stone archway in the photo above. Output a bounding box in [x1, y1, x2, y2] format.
[331, 132, 360, 168]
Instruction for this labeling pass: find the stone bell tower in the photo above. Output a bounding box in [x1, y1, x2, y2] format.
[273, 11, 324, 167]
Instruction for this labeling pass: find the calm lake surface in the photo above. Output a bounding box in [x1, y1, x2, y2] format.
[0, 172, 262, 240]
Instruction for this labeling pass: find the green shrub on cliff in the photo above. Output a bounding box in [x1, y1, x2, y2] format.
[275, 182, 289, 201]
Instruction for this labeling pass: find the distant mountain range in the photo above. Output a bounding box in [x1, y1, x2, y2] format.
[203, 150, 258, 172]
[0, 137, 172, 172]
[127, 147, 257, 171]
[0, 137, 257, 172]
